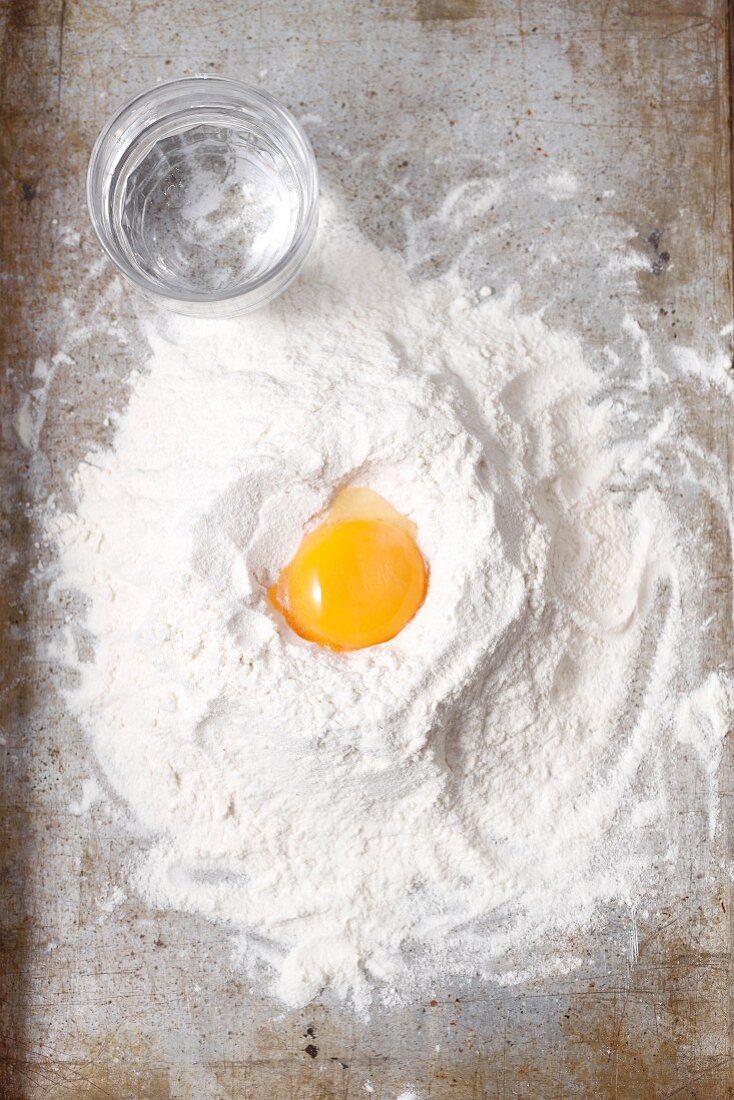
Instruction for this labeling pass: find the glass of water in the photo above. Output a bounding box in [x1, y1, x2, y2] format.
[87, 77, 319, 317]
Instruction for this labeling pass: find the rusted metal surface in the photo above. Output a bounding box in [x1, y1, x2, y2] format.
[1, 1, 733, 1097]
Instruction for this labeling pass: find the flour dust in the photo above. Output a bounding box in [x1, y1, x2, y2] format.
[47, 197, 733, 1013]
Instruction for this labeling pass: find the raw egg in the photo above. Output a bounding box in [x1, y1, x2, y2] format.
[269, 487, 428, 651]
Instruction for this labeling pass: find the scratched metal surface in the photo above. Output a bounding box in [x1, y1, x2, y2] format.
[1, 1, 733, 1097]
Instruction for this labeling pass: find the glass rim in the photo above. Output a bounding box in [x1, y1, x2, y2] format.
[86, 75, 319, 307]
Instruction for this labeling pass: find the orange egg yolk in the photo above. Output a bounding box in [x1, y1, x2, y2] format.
[268, 488, 428, 651]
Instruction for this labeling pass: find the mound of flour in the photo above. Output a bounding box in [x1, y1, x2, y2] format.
[49, 199, 732, 1012]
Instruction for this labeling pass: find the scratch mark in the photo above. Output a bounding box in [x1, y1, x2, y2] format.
[57, 0, 67, 107]
[661, 1055, 734, 1099]
[627, 906, 640, 971]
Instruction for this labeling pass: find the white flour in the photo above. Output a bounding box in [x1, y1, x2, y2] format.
[49, 198, 733, 1013]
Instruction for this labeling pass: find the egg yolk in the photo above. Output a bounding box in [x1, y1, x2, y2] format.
[268, 488, 428, 651]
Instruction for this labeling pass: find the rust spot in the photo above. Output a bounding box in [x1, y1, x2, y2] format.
[565, 37, 584, 73]
[416, 0, 480, 21]
[646, 228, 671, 275]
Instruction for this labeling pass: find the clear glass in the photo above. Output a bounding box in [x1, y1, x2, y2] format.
[87, 77, 319, 317]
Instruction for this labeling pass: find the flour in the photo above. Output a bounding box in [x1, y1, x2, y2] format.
[540, 170, 579, 200]
[68, 775, 103, 817]
[13, 353, 66, 451]
[48, 197, 733, 1014]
